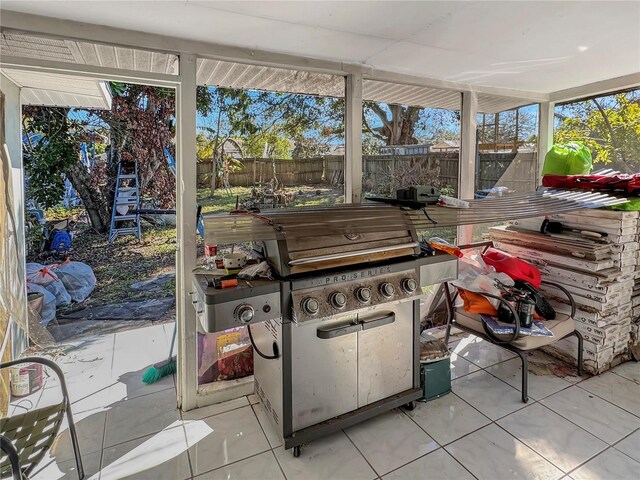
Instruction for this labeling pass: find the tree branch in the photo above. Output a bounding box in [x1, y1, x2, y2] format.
[592, 98, 626, 163]
[367, 103, 393, 132]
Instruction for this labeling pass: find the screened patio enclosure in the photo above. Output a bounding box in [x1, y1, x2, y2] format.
[1, 2, 638, 412]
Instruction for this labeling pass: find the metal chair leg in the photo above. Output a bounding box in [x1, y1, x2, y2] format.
[514, 350, 529, 403]
[443, 284, 454, 345]
[1, 434, 22, 480]
[574, 330, 584, 376]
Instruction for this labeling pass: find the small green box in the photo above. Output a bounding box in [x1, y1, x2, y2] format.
[420, 358, 451, 401]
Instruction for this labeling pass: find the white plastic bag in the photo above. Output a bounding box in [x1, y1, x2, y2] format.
[26, 262, 59, 286]
[238, 261, 273, 280]
[26, 283, 56, 326]
[452, 249, 515, 308]
[54, 261, 97, 302]
[44, 279, 72, 306]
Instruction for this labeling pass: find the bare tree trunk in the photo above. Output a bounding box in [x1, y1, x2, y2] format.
[211, 106, 223, 195]
[65, 160, 111, 233]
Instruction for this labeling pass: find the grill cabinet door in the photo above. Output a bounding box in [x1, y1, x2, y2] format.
[291, 315, 358, 431]
[357, 302, 414, 407]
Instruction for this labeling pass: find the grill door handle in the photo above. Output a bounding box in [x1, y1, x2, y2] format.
[317, 322, 361, 339]
[360, 312, 395, 331]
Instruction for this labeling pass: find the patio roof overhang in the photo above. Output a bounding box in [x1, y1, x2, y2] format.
[1, 1, 638, 101]
[1, 68, 112, 109]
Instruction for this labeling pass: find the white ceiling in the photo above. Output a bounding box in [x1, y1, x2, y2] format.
[2, 68, 112, 109]
[2, 1, 639, 94]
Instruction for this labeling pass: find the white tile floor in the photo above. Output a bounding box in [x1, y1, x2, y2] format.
[7, 324, 640, 480]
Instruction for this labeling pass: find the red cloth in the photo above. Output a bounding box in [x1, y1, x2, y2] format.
[542, 174, 640, 195]
[216, 345, 254, 381]
[483, 248, 541, 288]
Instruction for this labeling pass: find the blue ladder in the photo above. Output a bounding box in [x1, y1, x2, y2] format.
[108, 162, 142, 242]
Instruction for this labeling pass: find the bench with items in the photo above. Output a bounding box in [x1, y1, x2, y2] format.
[442, 241, 583, 403]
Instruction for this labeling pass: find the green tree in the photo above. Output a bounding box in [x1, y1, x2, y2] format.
[23, 108, 79, 209]
[23, 83, 213, 233]
[555, 92, 640, 173]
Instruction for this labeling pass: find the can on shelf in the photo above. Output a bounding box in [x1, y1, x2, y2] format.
[204, 244, 218, 266]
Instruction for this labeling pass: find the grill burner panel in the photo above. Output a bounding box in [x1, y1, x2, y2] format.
[291, 268, 419, 324]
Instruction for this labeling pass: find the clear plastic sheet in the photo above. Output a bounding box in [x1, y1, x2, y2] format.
[1, 98, 28, 413]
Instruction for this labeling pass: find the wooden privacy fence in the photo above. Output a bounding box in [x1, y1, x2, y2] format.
[476, 152, 537, 193]
[196, 151, 537, 193]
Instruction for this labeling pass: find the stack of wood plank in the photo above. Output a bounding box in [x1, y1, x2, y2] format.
[488, 209, 639, 374]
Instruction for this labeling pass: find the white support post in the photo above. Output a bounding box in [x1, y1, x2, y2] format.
[1, 73, 29, 358]
[538, 101, 555, 182]
[345, 74, 363, 203]
[175, 53, 198, 411]
[458, 91, 478, 245]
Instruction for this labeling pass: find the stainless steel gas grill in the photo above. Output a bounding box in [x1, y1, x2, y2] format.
[193, 205, 458, 457]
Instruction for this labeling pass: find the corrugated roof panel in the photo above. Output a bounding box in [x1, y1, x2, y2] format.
[477, 93, 533, 114]
[3, 68, 111, 109]
[363, 79, 460, 111]
[21, 87, 110, 109]
[1, 31, 179, 75]
[1, 32, 76, 62]
[114, 46, 136, 71]
[196, 58, 344, 97]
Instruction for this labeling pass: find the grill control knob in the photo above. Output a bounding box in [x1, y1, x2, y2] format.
[330, 292, 347, 309]
[235, 304, 255, 324]
[356, 287, 372, 304]
[380, 282, 395, 298]
[402, 278, 418, 294]
[302, 297, 320, 316]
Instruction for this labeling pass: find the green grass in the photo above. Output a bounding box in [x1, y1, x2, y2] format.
[198, 187, 253, 214]
[197, 186, 344, 213]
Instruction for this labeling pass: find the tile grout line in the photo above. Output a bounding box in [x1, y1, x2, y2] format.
[533, 399, 625, 447]
[573, 382, 640, 419]
[101, 420, 185, 451]
[178, 417, 195, 480]
[194, 447, 273, 478]
[501, 400, 614, 473]
[401, 392, 491, 448]
[181, 399, 252, 422]
[608, 426, 640, 464]
[492, 421, 568, 476]
[609, 368, 640, 385]
[98, 405, 109, 480]
[269, 448, 289, 480]
[562, 444, 638, 479]
[188, 399, 272, 477]
[249, 401, 278, 450]
[342, 426, 383, 477]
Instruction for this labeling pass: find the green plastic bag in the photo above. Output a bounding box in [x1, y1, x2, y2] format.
[542, 142, 593, 176]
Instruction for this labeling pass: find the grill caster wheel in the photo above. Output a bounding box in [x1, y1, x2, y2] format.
[293, 446, 301, 458]
[403, 401, 416, 411]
